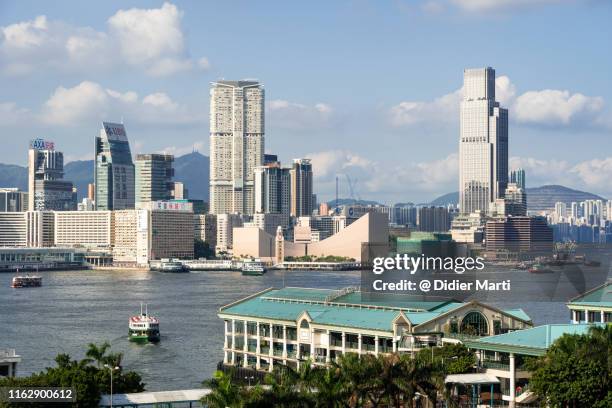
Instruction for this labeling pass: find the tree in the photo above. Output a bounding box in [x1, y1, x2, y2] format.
[0, 343, 145, 408]
[416, 343, 475, 375]
[528, 324, 611, 408]
[202, 370, 243, 408]
[194, 238, 214, 258]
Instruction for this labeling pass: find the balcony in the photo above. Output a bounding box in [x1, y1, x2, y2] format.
[330, 339, 343, 347]
[273, 348, 284, 357]
[260, 347, 270, 355]
[362, 343, 376, 352]
[346, 341, 358, 350]
[287, 350, 297, 358]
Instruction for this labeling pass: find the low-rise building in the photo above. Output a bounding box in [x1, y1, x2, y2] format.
[566, 280, 611, 323]
[218, 287, 532, 372]
[54, 211, 113, 249]
[0, 349, 20, 378]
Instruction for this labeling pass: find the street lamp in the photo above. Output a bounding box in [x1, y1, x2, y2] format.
[104, 364, 120, 408]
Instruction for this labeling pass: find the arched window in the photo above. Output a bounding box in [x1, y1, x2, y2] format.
[300, 320, 309, 328]
[460, 311, 489, 336]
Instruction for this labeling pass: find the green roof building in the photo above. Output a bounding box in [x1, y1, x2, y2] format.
[218, 287, 531, 373]
[566, 280, 612, 323]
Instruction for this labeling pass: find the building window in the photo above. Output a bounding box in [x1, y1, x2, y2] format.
[460, 311, 489, 336]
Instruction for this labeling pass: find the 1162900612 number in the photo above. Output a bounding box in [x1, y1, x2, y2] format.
[0, 387, 76, 403]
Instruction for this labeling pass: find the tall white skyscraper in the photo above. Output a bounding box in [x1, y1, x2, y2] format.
[459, 67, 508, 214]
[209, 80, 264, 215]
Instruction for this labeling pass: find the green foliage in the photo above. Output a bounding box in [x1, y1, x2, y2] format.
[194, 238, 215, 259]
[202, 352, 448, 407]
[416, 343, 476, 375]
[0, 343, 145, 408]
[528, 324, 611, 407]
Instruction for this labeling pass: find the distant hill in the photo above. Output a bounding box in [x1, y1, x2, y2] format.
[0, 163, 27, 191]
[526, 185, 605, 212]
[173, 151, 209, 200]
[0, 151, 210, 201]
[64, 160, 94, 200]
[326, 198, 383, 207]
[428, 185, 606, 212]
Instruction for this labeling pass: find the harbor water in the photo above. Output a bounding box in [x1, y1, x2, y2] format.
[0, 269, 574, 391]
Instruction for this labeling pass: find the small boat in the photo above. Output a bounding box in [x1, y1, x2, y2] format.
[149, 258, 185, 272]
[11, 274, 42, 288]
[128, 304, 160, 343]
[528, 263, 552, 274]
[241, 259, 266, 276]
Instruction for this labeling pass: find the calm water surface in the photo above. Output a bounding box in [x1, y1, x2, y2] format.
[0, 269, 573, 391]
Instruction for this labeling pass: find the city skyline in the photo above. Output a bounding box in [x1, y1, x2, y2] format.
[1, 1, 611, 203]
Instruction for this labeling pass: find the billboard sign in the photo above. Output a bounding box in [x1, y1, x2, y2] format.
[29, 139, 55, 150]
[102, 122, 127, 141]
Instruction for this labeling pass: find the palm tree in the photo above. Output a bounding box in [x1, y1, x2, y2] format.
[336, 353, 375, 408]
[201, 370, 242, 408]
[85, 342, 110, 368]
[394, 354, 446, 408]
[311, 364, 349, 408]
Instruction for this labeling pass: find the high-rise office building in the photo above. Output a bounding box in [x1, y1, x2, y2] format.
[0, 188, 28, 212]
[135, 154, 174, 205]
[27, 140, 75, 211]
[209, 80, 264, 215]
[254, 162, 290, 215]
[510, 168, 526, 189]
[417, 206, 450, 232]
[290, 158, 314, 217]
[459, 67, 508, 214]
[94, 122, 135, 210]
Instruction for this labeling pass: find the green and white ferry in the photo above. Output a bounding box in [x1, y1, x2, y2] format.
[128, 304, 160, 343]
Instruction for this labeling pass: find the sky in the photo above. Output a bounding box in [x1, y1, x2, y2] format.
[1, 0, 611, 204]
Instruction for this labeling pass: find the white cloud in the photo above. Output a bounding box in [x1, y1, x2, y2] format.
[389, 74, 609, 130]
[268, 99, 335, 130]
[570, 158, 612, 191]
[449, 0, 568, 13]
[142, 92, 178, 110]
[389, 89, 462, 126]
[0, 2, 209, 76]
[307, 150, 459, 202]
[0, 101, 31, 125]
[156, 141, 206, 157]
[41, 81, 199, 126]
[513, 90, 604, 126]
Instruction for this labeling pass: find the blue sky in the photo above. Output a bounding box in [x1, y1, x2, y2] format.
[1, 0, 611, 203]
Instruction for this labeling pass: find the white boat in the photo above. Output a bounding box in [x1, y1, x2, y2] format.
[241, 259, 266, 276]
[11, 275, 42, 288]
[149, 258, 185, 272]
[128, 303, 160, 343]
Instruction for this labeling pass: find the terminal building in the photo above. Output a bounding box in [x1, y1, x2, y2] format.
[218, 287, 532, 372]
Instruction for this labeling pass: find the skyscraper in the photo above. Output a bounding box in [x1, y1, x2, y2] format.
[94, 122, 135, 210]
[290, 158, 314, 217]
[459, 67, 508, 214]
[27, 139, 75, 211]
[254, 162, 290, 215]
[135, 154, 174, 205]
[510, 168, 526, 189]
[209, 80, 264, 215]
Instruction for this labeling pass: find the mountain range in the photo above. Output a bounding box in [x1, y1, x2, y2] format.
[429, 185, 606, 212]
[0, 155, 605, 211]
[0, 151, 210, 201]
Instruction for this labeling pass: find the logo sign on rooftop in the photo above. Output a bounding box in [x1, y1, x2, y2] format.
[102, 122, 127, 141]
[29, 139, 55, 150]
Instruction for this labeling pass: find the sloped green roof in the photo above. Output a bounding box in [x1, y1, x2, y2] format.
[567, 281, 612, 307]
[465, 324, 596, 356]
[219, 288, 532, 333]
[220, 290, 400, 332]
[503, 309, 531, 321]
